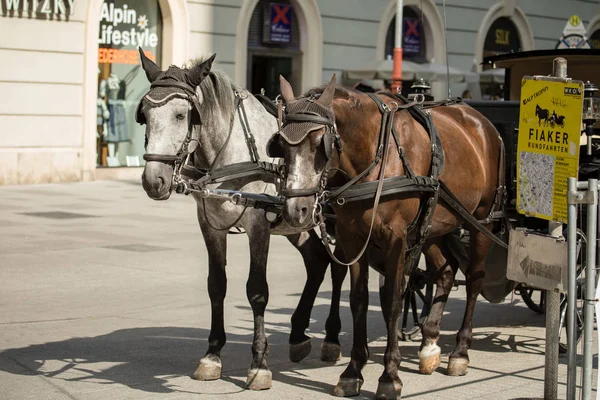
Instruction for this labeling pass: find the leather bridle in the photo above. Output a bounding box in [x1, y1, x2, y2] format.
[137, 80, 202, 166]
[274, 99, 342, 199]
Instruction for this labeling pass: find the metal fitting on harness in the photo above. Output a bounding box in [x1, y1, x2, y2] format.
[175, 182, 191, 195]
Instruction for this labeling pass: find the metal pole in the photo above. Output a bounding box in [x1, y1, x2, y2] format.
[545, 222, 561, 400]
[441, 0, 451, 98]
[544, 57, 568, 400]
[583, 179, 597, 400]
[597, 184, 600, 399]
[567, 177, 579, 400]
[391, 0, 403, 94]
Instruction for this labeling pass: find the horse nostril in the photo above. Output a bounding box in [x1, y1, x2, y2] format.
[158, 175, 165, 188]
[300, 206, 308, 218]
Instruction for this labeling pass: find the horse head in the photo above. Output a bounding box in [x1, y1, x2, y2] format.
[272, 74, 338, 229]
[137, 47, 216, 200]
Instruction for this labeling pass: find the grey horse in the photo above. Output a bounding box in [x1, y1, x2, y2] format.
[137, 48, 347, 390]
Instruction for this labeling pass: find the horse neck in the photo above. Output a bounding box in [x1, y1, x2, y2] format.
[331, 97, 385, 177]
[332, 98, 422, 179]
[192, 93, 278, 170]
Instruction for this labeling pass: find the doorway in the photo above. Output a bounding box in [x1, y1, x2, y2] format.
[250, 55, 292, 98]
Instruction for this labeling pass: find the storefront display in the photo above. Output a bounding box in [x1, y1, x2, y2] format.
[97, 0, 162, 167]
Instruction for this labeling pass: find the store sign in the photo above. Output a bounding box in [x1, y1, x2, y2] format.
[402, 17, 420, 55]
[268, 3, 291, 43]
[98, 2, 159, 64]
[516, 77, 584, 222]
[2, 0, 75, 16]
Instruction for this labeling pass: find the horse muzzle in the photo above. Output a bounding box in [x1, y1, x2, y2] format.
[142, 162, 174, 200]
[282, 196, 316, 230]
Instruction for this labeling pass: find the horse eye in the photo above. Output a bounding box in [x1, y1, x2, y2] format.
[176, 114, 185, 120]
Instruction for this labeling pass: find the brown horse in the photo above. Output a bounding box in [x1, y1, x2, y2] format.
[272, 75, 504, 399]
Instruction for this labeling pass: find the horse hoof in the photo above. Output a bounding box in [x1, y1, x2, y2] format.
[333, 377, 363, 397]
[447, 357, 469, 376]
[246, 368, 272, 390]
[418, 344, 441, 375]
[321, 341, 342, 362]
[289, 338, 312, 362]
[375, 380, 403, 400]
[193, 356, 222, 381]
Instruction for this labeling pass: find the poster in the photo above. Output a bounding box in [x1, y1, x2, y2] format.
[516, 77, 584, 222]
[269, 3, 292, 43]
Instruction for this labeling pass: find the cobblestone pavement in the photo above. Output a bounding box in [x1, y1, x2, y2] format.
[0, 180, 595, 399]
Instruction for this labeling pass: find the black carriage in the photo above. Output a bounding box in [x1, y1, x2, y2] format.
[458, 48, 600, 351]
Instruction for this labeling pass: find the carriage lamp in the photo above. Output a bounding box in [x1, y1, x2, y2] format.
[583, 81, 600, 155]
[408, 79, 434, 103]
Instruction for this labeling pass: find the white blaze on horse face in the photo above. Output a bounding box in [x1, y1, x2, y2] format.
[286, 138, 322, 192]
[145, 98, 193, 156]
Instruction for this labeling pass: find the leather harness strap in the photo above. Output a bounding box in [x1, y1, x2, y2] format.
[318, 93, 398, 266]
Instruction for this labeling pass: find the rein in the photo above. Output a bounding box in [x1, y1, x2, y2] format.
[317, 96, 400, 266]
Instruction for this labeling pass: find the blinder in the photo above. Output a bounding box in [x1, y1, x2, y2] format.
[266, 132, 284, 158]
[323, 131, 335, 160]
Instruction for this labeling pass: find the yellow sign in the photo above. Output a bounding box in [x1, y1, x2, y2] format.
[516, 77, 583, 222]
[569, 15, 581, 27]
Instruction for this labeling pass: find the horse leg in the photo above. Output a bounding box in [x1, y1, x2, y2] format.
[374, 234, 406, 400]
[417, 238, 459, 375]
[286, 231, 330, 362]
[322, 247, 348, 362]
[193, 217, 228, 381]
[333, 231, 370, 397]
[447, 229, 492, 376]
[244, 215, 273, 390]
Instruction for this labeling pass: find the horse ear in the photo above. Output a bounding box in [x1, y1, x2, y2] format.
[187, 53, 216, 88]
[138, 46, 162, 82]
[279, 75, 295, 104]
[317, 74, 337, 107]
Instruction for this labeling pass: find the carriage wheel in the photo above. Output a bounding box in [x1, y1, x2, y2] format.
[519, 286, 546, 314]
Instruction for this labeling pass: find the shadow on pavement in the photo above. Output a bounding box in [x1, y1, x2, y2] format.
[0, 289, 558, 397]
[0, 326, 375, 398]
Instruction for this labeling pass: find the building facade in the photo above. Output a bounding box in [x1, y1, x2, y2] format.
[1, 0, 599, 185]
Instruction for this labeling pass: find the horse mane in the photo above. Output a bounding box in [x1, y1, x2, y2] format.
[304, 84, 357, 100]
[186, 57, 240, 121]
[303, 84, 363, 110]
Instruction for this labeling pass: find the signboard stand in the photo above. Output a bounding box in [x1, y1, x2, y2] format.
[509, 57, 584, 400]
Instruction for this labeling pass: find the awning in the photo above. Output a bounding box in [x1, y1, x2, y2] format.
[479, 68, 505, 84]
[342, 59, 479, 83]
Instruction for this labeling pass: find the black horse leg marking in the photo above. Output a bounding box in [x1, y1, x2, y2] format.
[244, 214, 273, 390]
[418, 238, 459, 375]
[375, 235, 406, 400]
[448, 228, 492, 376]
[333, 230, 369, 397]
[286, 231, 331, 362]
[193, 206, 228, 381]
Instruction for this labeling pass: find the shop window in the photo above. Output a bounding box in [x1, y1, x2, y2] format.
[96, 0, 163, 168]
[247, 0, 301, 98]
[384, 7, 427, 64]
[481, 17, 521, 100]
